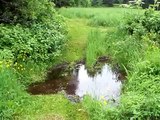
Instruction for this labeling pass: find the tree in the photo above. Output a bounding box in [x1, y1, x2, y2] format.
[103, 0, 114, 6]
[0, 0, 57, 24]
[92, 0, 103, 6]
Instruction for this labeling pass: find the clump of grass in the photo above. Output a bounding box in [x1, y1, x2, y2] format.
[82, 95, 120, 120]
[86, 29, 106, 67]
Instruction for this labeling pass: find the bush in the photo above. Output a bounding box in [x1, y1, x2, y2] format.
[0, 0, 67, 63]
[123, 9, 160, 44]
[83, 9, 160, 119]
[0, 0, 57, 24]
[0, 21, 67, 63]
[53, 0, 92, 7]
[0, 0, 68, 119]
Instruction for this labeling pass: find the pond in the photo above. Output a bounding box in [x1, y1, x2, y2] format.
[28, 63, 123, 102]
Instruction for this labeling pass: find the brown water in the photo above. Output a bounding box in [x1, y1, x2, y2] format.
[28, 63, 122, 101]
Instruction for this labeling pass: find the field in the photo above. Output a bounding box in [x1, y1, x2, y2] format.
[0, 6, 160, 120]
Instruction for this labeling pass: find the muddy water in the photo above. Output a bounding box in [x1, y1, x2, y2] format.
[28, 63, 122, 101]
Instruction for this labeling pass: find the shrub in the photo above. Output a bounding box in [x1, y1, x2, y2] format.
[0, 21, 67, 63]
[0, 0, 57, 24]
[123, 9, 160, 44]
[53, 0, 92, 7]
[0, 0, 68, 119]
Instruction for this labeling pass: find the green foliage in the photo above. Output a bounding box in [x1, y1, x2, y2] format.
[53, 0, 75, 7]
[0, 65, 29, 119]
[82, 96, 120, 120]
[86, 29, 106, 67]
[77, 0, 92, 7]
[82, 96, 107, 120]
[53, 0, 91, 7]
[89, 13, 120, 27]
[124, 9, 160, 44]
[0, 0, 56, 24]
[104, 30, 145, 70]
[92, 0, 103, 6]
[117, 49, 160, 119]
[60, 8, 160, 119]
[0, 0, 68, 119]
[0, 0, 67, 63]
[0, 22, 67, 63]
[59, 8, 142, 27]
[101, 9, 160, 119]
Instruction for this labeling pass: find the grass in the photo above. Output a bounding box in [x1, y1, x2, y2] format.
[86, 29, 106, 67]
[59, 7, 160, 119]
[19, 94, 88, 120]
[56, 19, 90, 63]
[1, 7, 160, 120]
[59, 7, 144, 27]
[0, 62, 88, 120]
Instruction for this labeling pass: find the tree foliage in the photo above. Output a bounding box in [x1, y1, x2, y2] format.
[0, 0, 56, 24]
[53, 0, 93, 7]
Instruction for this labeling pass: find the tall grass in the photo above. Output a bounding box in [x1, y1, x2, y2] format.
[86, 29, 106, 67]
[0, 65, 29, 119]
[59, 7, 143, 27]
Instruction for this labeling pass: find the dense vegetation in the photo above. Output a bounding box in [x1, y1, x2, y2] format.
[0, 0, 67, 119]
[53, 0, 156, 7]
[53, 0, 123, 7]
[59, 7, 160, 119]
[102, 10, 160, 119]
[0, 0, 160, 120]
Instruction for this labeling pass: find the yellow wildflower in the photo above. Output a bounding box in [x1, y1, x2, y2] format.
[103, 100, 107, 105]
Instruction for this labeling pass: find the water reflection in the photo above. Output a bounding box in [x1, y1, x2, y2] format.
[28, 63, 122, 101]
[66, 64, 122, 101]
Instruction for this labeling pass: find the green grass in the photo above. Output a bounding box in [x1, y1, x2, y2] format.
[56, 19, 90, 63]
[86, 29, 106, 67]
[59, 7, 143, 27]
[19, 94, 88, 120]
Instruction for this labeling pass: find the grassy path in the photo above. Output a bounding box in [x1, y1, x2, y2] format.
[58, 19, 90, 62]
[57, 18, 111, 66]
